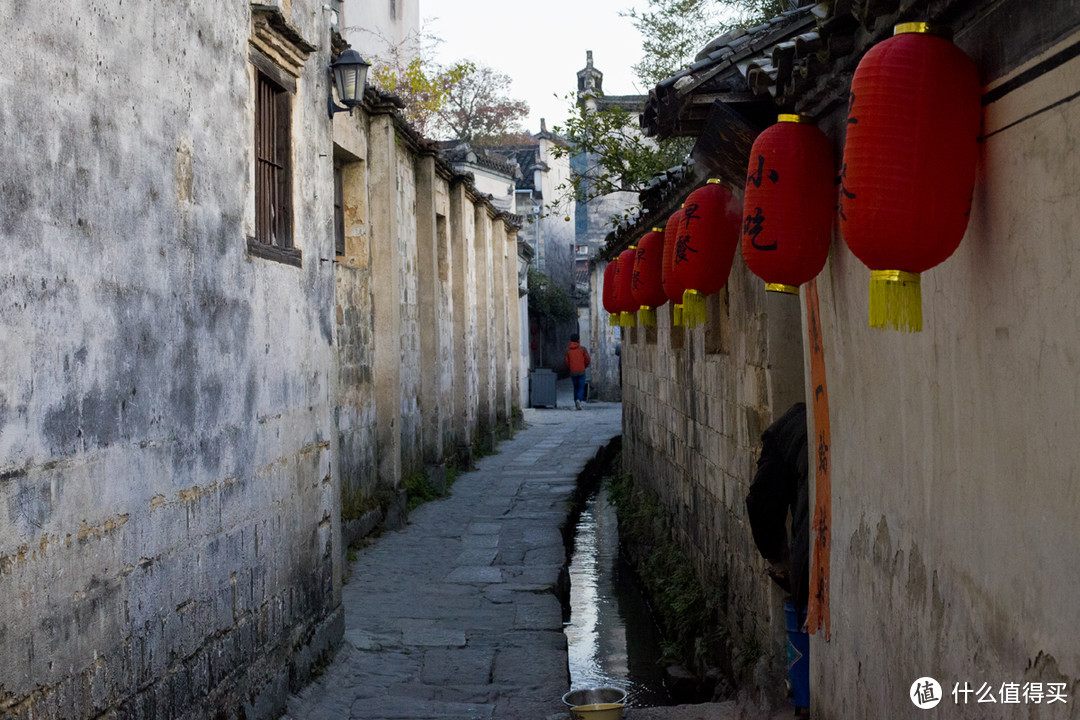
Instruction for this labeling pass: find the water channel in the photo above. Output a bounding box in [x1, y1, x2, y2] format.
[564, 480, 674, 707]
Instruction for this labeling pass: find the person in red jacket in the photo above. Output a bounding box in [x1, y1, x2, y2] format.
[564, 333, 591, 410]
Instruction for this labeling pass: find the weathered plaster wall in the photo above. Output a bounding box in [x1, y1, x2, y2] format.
[474, 206, 496, 433]
[537, 137, 575, 272]
[812, 34, 1080, 719]
[491, 222, 509, 426]
[334, 121, 378, 503]
[369, 114, 404, 486]
[451, 185, 480, 446]
[619, 236, 806, 699]
[334, 116, 520, 489]
[0, 2, 341, 718]
[433, 173, 457, 457]
[395, 141, 422, 474]
[506, 237, 524, 414]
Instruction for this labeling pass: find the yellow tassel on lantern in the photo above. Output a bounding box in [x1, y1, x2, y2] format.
[609, 313, 618, 326]
[620, 310, 637, 327]
[766, 283, 800, 295]
[639, 306, 657, 327]
[868, 270, 922, 332]
[682, 289, 707, 328]
[673, 304, 684, 327]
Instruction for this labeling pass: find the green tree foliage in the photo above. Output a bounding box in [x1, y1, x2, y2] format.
[527, 269, 577, 325]
[625, 0, 724, 87]
[624, 0, 787, 87]
[549, 95, 691, 212]
[547, 0, 786, 219]
[366, 24, 528, 145]
[371, 58, 474, 137]
[372, 59, 529, 142]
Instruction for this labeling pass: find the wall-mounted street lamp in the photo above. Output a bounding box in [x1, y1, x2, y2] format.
[328, 48, 370, 118]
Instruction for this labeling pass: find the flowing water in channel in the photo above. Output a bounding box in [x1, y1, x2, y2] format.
[564, 481, 673, 707]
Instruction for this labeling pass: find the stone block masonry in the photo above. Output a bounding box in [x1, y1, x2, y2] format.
[615, 258, 805, 706]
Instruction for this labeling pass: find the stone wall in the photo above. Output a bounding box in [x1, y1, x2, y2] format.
[620, 244, 805, 698]
[0, 2, 342, 718]
[0, 2, 524, 718]
[451, 183, 480, 444]
[333, 107, 522, 498]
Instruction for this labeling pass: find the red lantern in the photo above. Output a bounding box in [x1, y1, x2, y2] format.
[614, 246, 639, 327]
[662, 208, 688, 327]
[672, 179, 742, 327]
[632, 228, 667, 326]
[840, 23, 980, 331]
[742, 115, 834, 294]
[602, 258, 619, 326]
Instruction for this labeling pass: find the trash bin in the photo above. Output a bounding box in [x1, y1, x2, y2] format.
[785, 602, 810, 709]
[529, 368, 557, 408]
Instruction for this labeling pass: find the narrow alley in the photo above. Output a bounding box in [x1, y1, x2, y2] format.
[281, 381, 794, 720]
[7, 2, 1080, 719]
[283, 382, 620, 720]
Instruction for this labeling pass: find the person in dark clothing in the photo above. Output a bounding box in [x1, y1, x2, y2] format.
[745, 402, 810, 611]
[746, 402, 811, 713]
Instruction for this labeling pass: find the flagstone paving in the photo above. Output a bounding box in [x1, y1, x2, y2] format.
[282, 386, 622, 720]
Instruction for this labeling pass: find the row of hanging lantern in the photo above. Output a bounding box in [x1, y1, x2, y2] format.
[601, 22, 980, 333]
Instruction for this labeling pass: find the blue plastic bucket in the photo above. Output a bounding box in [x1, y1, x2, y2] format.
[784, 603, 810, 708]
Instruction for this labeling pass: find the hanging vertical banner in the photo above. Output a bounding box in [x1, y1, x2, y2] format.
[804, 278, 831, 640]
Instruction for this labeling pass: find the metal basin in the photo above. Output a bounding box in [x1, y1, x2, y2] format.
[562, 688, 627, 720]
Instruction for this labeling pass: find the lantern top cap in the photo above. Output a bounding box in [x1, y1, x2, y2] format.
[777, 113, 813, 124]
[893, 22, 953, 39]
[706, 178, 722, 185]
[628, 244, 637, 249]
[651, 227, 665, 233]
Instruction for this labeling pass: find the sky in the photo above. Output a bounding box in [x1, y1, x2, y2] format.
[421, 0, 647, 135]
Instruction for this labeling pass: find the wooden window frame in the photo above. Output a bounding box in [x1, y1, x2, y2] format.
[249, 50, 302, 267]
[334, 164, 345, 256]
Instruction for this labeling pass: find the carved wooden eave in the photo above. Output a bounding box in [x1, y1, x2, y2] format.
[250, 4, 316, 78]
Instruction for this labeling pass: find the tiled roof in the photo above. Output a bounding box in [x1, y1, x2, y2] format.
[640, 7, 819, 139]
[438, 142, 521, 179]
[596, 94, 648, 113]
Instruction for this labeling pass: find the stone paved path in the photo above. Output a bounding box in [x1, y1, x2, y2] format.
[282, 388, 622, 720]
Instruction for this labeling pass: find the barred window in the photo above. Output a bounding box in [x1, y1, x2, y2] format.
[334, 165, 345, 255]
[255, 69, 293, 248]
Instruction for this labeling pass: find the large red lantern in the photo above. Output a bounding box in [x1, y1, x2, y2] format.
[602, 258, 619, 326]
[840, 23, 980, 331]
[662, 208, 688, 327]
[742, 115, 834, 294]
[632, 228, 667, 326]
[614, 246, 639, 327]
[672, 179, 743, 327]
